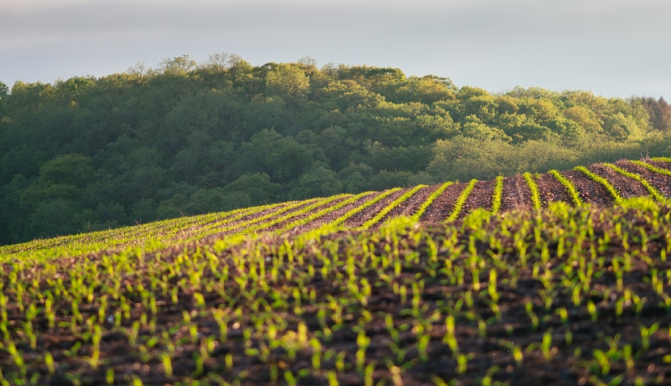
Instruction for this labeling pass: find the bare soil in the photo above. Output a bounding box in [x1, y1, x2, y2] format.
[457, 179, 496, 219]
[560, 169, 614, 207]
[371, 184, 440, 226]
[420, 182, 467, 222]
[536, 173, 574, 207]
[342, 188, 407, 228]
[588, 164, 648, 198]
[500, 175, 533, 212]
[616, 160, 671, 197]
[648, 159, 671, 172]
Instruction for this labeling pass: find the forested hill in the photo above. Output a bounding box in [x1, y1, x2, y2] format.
[0, 54, 670, 245]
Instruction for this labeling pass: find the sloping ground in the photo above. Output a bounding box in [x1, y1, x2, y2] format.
[1, 198, 671, 385]
[1, 158, 671, 385]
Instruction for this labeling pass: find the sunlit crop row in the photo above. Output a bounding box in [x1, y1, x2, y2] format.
[575, 166, 622, 202]
[2, 195, 671, 385]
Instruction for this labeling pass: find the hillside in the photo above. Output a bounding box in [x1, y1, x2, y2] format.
[1, 158, 671, 385]
[1, 56, 671, 245]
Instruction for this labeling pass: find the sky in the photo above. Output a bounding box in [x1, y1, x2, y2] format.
[1, 0, 669, 99]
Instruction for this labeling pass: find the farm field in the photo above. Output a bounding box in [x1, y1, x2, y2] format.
[1, 158, 671, 385]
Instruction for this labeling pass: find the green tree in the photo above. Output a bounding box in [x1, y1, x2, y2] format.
[291, 161, 342, 199]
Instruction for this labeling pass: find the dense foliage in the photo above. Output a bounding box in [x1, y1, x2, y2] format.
[1, 54, 669, 244]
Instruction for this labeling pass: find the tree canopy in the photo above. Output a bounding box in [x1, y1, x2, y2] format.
[0, 54, 669, 244]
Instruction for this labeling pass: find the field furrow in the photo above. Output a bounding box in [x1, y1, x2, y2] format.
[186, 197, 325, 240]
[342, 188, 407, 227]
[536, 172, 574, 206]
[587, 164, 648, 199]
[615, 160, 671, 197]
[362, 184, 427, 229]
[203, 194, 353, 239]
[283, 191, 384, 235]
[390, 183, 443, 220]
[561, 169, 614, 207]
[649, 158, 671, 171]
[634, 160, 671, 177]
[500, 174, 533, 212]
[420, 181, 466, 221]
[602, 163, 665, 201]
[458, 179, 496, 218]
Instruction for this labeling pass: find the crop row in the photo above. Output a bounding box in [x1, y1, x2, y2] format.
[489, 176, 504, 214]
[446, 179, 478, 221]
[574, 166, 622, 202]
[361, 185, 426, 229]
[523, 172, 542, 209]
[603, 163, 665, 201]
[3, 159, 671, 263]
[548, 169, 583, 206]
[2, 197, 671, 385]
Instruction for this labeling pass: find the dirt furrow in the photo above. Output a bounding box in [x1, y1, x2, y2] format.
[284, 191, 384, 236]
[615, 160, 671, 197]
[373, 184, 440, 225]
[562, 169, 613, 207]
[457, 179, 496, 219]
[648, 159, 671, 172]
[588, 164, 648, 199]
[500, 175, 533, 213]
[204, 196, 353, 239]
[183, 201, 312, 240]
[536, 173, 573, 207]
[342, 188, 408, 228]
[420, 182, 466, 222]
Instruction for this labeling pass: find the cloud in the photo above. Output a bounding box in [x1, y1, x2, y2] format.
[1, 0, 669, 97]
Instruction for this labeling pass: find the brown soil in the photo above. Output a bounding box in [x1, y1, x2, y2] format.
[342, 188, 407, 228]
[204, 195, 353, 239]
[420, 182, 467, 222]
[587, 164, 648, 198]
[648, 159, 671, 172]
[372, 184, 440, 226]
[615, 160, 671, 197]
[285, 191, 382, 236]
[457, 179, 496, 219]
[536, 173, 574, 207]
[561, 169, 614, 207]
[9, 205, 671, 386]
[500, 175, 532, 213]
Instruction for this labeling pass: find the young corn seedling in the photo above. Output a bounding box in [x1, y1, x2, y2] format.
[574, 166, 622, 203]
[603, 163, 665, 201]
[548, 169, 583, 206]
[490, 175, 505, 214]
[523, 172, 542, 209]
[446, 179, 478, 221]
[412, 181, 454, 220]
[361, 185, 426, 229]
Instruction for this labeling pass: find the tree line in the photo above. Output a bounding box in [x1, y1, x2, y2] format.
[0, 54, 669, 245]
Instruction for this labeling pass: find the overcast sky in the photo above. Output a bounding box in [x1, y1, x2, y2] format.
[1, 0, 669, 99]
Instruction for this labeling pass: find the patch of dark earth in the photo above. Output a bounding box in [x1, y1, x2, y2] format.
[284, 191, 382, 236]
[616, 160, 671, 197]
[371, 184, 441, 227]
[500, 174, 533, 213]
[208, 195, 354, 238]
[588, 163, 648, 198]
[419, 181, 465, 222]
[536, 173, 574, 207]
[457, 178, 496, 219]
[341, 188, 407, 228]
[561, 169, 614, 207]
[648, 159, 671, 172]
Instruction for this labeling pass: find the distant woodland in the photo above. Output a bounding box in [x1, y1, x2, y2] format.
[1, 54, 670, 245]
